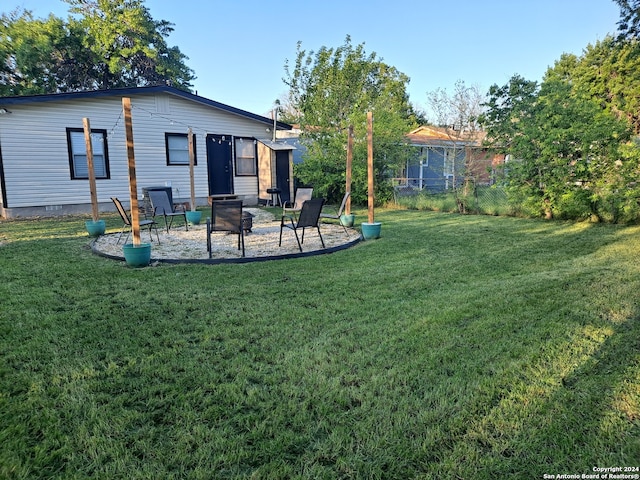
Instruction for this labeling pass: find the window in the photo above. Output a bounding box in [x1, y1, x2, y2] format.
[444, 148, 454, 177]
[235, 137, 256, 176]
[420, 147, 429, 167]
[66, 128, 109, 179]
[165, 132, 196, 166]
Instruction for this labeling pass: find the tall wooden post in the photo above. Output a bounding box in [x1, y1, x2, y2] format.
[346, 124, 353, 215]
[188, 127, 196, 211]
[367, 111, 374, 224]
[122, 97, 141, 246]
[83, 117, 99, 222]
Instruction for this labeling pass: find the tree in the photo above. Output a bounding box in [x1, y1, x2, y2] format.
[546, 38, 640, 135]
[0, 9, 78, 95]
[0, 1, 194, 96]
[64, 0, 194, 90]
[481, 74, 633, 221]
[614, 0, 640, 41]
[282, 36, 418, 205]
[426, 80, 487, 212]
[476, 0, 640, 222]
[427, 80, 484, 132]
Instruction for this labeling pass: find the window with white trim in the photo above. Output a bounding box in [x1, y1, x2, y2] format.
[444, 148, 454, 177]
[235, 137, 257, 176]
[66, 128, 109, 179]
[165, 132, 196, 166]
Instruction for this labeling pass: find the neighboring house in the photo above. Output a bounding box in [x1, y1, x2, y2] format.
[396, 126, 503, 192]
[0, 85, 294, 218]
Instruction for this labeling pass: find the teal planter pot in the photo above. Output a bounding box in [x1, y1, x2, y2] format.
[123, 243, 152, 267]
[340, 213, 355, 227]
[85, 219, 106, 237]
[185, 210, 202, 225]
[361, 222, 382, 240]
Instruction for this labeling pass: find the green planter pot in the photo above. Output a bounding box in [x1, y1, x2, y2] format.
[185, 210, 202, 225]
[85, 219, 106, 237]
[361, 221, 382, 240]
[123, 243, 152, 267]
[340, 213, 355, 227]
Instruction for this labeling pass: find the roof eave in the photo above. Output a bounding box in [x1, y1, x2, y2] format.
[0, 85, 292, 130]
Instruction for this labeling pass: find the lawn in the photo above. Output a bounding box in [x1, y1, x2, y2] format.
[0, 208, 638, 479]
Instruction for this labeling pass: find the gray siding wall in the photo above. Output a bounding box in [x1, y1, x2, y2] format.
[0, 92, 272, 212]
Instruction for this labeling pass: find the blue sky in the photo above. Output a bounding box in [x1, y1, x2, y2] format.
[5, 0, 622, 119]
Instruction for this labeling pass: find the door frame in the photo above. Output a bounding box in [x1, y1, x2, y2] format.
[206, 133, 234, 195]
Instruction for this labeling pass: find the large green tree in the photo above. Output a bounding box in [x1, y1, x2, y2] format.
[548, 38, 640, 134]
[481, 74, 634, 221]
[0, 0, 194, 96]
[283, 36, 418, 205]
[478, 1, 640, 222]
[0, 10, 87, 95]
[64, 0, 194, 90]
[615, 0, 640, 40]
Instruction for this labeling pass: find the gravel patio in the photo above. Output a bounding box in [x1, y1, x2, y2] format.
[91, 208, 362, 264]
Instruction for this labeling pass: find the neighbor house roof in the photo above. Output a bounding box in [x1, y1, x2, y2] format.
[0, 85, 293, 130]
[406, 126, 484, 147]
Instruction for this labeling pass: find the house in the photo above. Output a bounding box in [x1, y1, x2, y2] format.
[0, 85, 295, 218]
[395, 126, 503, 192]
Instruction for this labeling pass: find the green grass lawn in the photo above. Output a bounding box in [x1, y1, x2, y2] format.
[1, 208, 638, 479]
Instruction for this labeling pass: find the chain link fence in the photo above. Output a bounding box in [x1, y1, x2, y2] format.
[393, 183, 512, 216]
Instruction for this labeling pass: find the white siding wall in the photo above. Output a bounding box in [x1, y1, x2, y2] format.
[0, 92, 273, 209]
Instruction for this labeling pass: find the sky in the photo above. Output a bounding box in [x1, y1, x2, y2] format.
[4, 0, 622, 119]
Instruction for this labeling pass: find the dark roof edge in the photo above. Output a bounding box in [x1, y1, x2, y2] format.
[0, 85, 292, 130]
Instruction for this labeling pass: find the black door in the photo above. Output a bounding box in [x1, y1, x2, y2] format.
[207, 134, 234, 195]
[275, 150, 291, 205]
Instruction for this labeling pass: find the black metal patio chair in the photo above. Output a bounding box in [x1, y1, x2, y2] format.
[279, 198, 325, 252]
[206, 200, 245, 258]
[148, 190, 188, 233]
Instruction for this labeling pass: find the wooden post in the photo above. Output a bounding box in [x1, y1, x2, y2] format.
[367, 111, 374, 224]
[122, 97, 141, 246]
[188, 127, 196, 211]
[83, 117, 99, 222]
[346, 124, 353, 215]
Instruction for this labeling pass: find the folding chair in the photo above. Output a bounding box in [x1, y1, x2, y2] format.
[206, 200, 245, 258]
[320, 191, 350, 235]
[111, 197, 160, 244]
[282, 187, 313, 221]
[279, 198, 325, 252]
[148, 190, 188, 233]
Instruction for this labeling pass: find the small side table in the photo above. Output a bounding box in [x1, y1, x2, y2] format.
[266, 188, 282, 207]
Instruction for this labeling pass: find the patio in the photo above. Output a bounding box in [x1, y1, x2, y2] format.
[91, 208, 362, 264]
